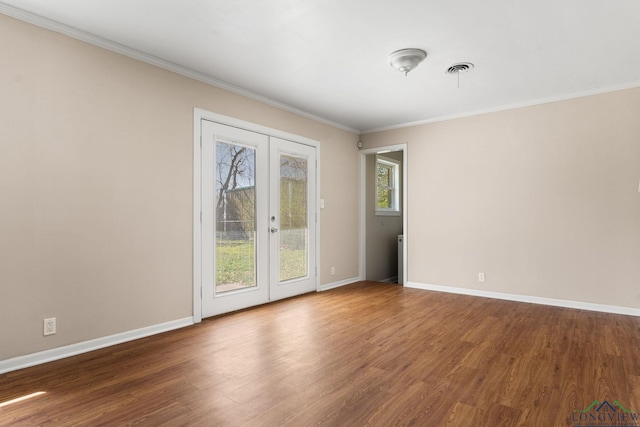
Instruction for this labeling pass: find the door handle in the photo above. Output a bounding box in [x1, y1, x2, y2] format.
[270, 227, 278, 233]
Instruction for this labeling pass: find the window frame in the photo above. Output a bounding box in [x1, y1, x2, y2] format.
[375, 156, 401, 216]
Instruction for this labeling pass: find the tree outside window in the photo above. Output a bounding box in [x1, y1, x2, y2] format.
[375, 156, 400, 215]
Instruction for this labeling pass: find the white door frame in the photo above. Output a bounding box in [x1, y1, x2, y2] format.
[359, 144, 408, 284]
[193, 108, 321, 322]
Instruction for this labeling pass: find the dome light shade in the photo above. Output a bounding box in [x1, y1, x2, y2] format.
[388, 48, 427, 76]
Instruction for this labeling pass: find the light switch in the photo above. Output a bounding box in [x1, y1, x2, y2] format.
[320, 199, 325, 209]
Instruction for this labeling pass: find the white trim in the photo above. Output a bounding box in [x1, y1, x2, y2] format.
[195, 109, 320, 148]
[374, 210, 401, 217]
[315, 144, 322, 292]
[362, 81, 640, 134]
[406, 282, 640, 317]
[0, 317, 194, 375]
[359, 144, 408, 285]
[193, 114, 203, 323]
[0, 4, 357, 134]
[319, 276, 360, 292]
[359, 153, 367, 282]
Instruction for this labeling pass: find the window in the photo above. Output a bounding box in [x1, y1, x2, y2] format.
[375, 156, 400, 216]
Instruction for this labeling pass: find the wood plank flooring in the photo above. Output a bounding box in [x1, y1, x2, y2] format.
[1, 281, 639, 426]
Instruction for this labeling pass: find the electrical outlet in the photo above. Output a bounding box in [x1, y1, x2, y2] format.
[44, 318, 56, 336]
[331, 266, 335, 275]
[478, 273, 486, 283]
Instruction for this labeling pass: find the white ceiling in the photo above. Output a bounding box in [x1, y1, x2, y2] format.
[2, 0, 640, 132]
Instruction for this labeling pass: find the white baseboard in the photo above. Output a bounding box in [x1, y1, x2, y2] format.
[0, 317, 194, 375]
[319, 276, 361, 292]
[406, 282, 640, 317]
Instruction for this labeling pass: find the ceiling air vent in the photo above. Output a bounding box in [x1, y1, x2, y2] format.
[446, 62, 474, 74]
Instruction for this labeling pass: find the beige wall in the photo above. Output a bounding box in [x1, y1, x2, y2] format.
[362, 88, 640, 310]
[0, 14, 359, 361]
[365, 152, 403, 281]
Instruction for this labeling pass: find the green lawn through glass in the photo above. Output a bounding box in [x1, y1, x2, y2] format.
[216, 239, 306, 290]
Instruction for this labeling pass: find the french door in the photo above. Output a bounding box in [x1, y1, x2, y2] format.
[201, 120, 317, 317]
[269, 137, 317, 301]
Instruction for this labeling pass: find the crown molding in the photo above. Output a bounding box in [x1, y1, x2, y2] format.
[5, 3, 639, 137]
[362, 81, 640, 134]
[0, 4, 359, 134]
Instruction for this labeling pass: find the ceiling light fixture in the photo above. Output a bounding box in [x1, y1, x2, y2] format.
[388, 48, 427, 76]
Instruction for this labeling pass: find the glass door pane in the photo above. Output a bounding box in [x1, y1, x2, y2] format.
[269, 137, 316, 301]
[215, 141, 257, 294]
[201, 119, 269, 318]
[279, 154, 308, 282]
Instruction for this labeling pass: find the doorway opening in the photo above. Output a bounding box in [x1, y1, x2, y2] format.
[359, 144, 407, 285]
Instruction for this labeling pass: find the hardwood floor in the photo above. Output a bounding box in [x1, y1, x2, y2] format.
[1, 281, 639, 426]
